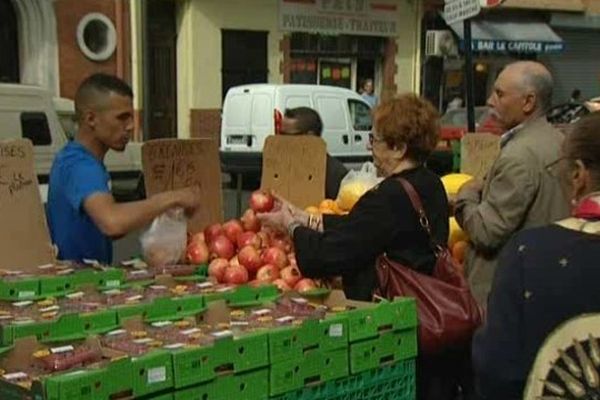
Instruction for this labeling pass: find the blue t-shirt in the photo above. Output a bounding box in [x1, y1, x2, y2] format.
[47, 141, 112, 264]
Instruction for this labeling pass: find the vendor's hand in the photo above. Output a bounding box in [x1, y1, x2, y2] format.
[170, 186, 201, 212]
[271, 192, 308, 225]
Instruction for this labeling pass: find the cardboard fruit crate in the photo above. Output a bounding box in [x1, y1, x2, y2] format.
[348, 328, 417, 374]
[173, 368, 268, 400]
[269, 348, 349, 397]
[270, 358, 416, 400]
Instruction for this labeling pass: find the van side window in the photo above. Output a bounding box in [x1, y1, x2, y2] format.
[21, 112, 52, 145]
[348, 100, 372, 131]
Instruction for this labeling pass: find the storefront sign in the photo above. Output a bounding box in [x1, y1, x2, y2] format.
[444, 0, 481, 25]
[279, 0, 399, 37]
[471, 39, 564, 53]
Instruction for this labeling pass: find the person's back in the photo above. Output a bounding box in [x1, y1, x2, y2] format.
[48, 141, 112, 263]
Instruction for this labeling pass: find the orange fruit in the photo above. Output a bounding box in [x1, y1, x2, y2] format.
[452, 240, 469, 265]
[319, 199, 337, 210]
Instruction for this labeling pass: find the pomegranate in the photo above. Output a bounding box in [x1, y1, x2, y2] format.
[222, 219, 244, 244]
[280, 266, 302, 288]
[208, 258, 229, 283]
[261, 247, 288, 269]
[186, 241, 209, 264]
[237, 245, 263, 274]
[209, 235, 235, 260]
[256, 264, 280, 283]
[249, 190, 275, 213]
[224, 265, 249, 285]
[229, 255, 240, 268]
[241, 209, 261, 233]
[237, 231, 261, 249]
[204, 224, 223, 244]
[272, 279, 292, 292]
[294, 278, 317, 293]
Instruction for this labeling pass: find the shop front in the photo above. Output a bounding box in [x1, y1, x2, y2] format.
[169, 0, 422, 140]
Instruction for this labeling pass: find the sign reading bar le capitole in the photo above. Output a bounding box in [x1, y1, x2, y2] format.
[279, 0, 399, 37]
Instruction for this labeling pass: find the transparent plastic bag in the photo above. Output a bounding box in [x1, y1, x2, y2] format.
[336, 162, 383, 211]
[140, 208, 187, 268]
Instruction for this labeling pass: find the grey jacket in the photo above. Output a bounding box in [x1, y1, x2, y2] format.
[455, 117, 570, 305]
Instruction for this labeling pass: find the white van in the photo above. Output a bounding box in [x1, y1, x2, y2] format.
[0, 83, 143, 201]
[220, 84, 373, 176]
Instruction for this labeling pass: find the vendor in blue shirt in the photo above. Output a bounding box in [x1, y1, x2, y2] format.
[47, 73, 201, 264]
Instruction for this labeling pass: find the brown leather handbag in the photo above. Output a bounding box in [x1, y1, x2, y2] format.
[375, 177, 483, 355]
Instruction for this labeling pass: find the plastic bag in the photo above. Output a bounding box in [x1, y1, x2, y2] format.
[140, 208, 187, 268]
[336, 162, 383, 211]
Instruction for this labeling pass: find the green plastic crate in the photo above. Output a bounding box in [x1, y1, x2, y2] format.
[173, 368, 268, 400]
[269, 348, 349, 396]
[171, 330, 269, 389]
[38, 269, 126, 297]
[346, 298, 417, 342]
[145, 295, 205, 322]
[1, 310, 118, 346]
[203, 285, 279, 307]
[349, 329, 417, 374]
[271, 359, 416, 400]
[130, 349, 175, 397]
[0, 277, 39, 300]
[269, 313, 348, 363]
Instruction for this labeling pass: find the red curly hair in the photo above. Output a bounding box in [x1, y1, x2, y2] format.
[373, 93, 440, 163]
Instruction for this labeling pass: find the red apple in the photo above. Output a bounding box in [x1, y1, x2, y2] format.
[261, 247, 288, 269]
[237, 245, 263, 274]
[186, 241, 209, 264]
[237, 231, 261, 249]
[208, 258, 229, 283]
[204, 223, 223, 244]
[249, 190, 275, 213]
[280, 266, 302, 288]
[224, 265, 249, 285]
[209, 235, 235, 260]
[241, 209, 261, 232]
[294, 278, 317, 293]
[272, 279, 291, 292]
[256, 264, 280, 283]
[222, 219, 244, 244]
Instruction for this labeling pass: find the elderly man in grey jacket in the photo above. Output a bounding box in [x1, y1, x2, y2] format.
[455, 61, 570, 306]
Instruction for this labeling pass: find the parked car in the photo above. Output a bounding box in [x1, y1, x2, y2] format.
[220, 84, 373, 180]
[0, 83, 143, 202]
[439, 106, 503, 141]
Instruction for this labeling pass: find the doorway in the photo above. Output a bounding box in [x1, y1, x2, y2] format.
[0, 0, 19, 83]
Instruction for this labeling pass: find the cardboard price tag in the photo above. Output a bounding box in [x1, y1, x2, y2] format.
[142, 139, 223, 233]
[460, 133, 501, 180]
[0, 139, 55, 271]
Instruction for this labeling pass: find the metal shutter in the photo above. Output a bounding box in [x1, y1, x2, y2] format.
[540, 29, 600, 104]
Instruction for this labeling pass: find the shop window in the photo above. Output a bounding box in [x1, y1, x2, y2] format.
[222, 30, 268, 101]
[291, 57, 318, 84]
[76, 13, 117, 62]
[21, 112, 51, 145]
[348, 100, 372, 131]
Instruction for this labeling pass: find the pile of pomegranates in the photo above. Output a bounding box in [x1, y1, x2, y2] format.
[185, 190, 316, 293]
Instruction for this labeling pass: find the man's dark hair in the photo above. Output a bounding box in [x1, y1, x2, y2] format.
[284, 107, 323, 137]
[75, 73, 133, 120]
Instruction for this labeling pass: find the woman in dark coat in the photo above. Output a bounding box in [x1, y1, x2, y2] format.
[258, 94, 459, 399]
[472, 112, 600, 399]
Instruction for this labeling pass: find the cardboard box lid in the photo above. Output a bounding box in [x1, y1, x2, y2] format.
[460, 132, 501, 180]
[142, 139, 223, 233]
[261, 135, 326, 209]
[0, 139, 55, 272]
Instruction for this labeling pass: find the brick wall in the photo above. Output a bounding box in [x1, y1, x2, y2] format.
[54, 0, 127, 99]
[190, 109, 222, 142]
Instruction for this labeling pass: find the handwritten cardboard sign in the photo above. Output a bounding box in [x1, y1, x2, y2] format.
[0, 139, 55, 271]
[460, 133, 501, 180]
[261, 135, 326, 209]
[142, 139, 223, 233]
